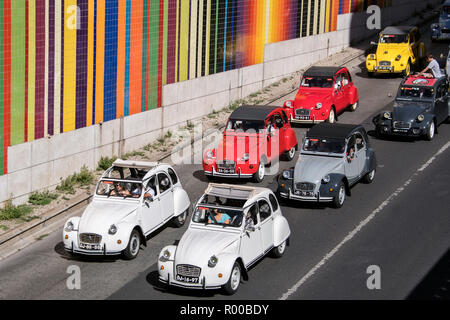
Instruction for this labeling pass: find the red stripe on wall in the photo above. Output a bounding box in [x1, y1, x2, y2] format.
[3, 0, 10, 174]
[157, 0, 163, 107]
[35, 0, 45, 139]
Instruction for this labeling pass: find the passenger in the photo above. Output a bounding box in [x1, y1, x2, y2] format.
[208, 202, 231, 224]
[131, 185, 142, 198]
[417, 54, 443, 78]
[347, 146, 355, 163]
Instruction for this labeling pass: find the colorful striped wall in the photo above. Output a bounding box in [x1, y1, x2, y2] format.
[0, 0, 389, 175]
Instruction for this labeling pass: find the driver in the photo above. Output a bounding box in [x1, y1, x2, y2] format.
[347, 146, 355, 163]
[111, 182, 131, 197]
[208, 202, 231, 225]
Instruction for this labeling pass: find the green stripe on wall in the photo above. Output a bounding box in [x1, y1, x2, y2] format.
[148, 0, 159, 109]
[10, 0, 25, 146]
[0, 0, 4, 174]
[162, 0, 168, 85]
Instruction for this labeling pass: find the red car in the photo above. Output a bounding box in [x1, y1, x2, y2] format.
[283, 66, 359, 124]
[203, 106, 298, 182]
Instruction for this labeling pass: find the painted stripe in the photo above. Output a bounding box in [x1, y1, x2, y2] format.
[63, 0, 77, 132]
[86, 0, 95, 125]
[103, 0, 118, 121]
[95, 0, 105, 123]
[24, 0, 28, 141]
[48, 0, 54, 135]
[162, 0, 168, 85]
[197, 0, 203, 77]
[2, 0, 10, 174]
[116, 0, 126, 118]
[76, 0, 88, 129]
[141, 0, 148, 112]
[60, 0, 64, 132]
[222, 0, 228, 72]
[0, 0, 4, 174]
[205, 0, 211, 75]
[54, 0, 61, 134]
[92, 0, 97, 123]
[166, 0, 176, 84]
[179, 0, 189, 81]
[148, 0, 160, 109]
[129, 0, 143, 115]
[11, 0, 25, 145]
[44, 0, 49, 137]
[28, 0, 35, 141]
[157, 0, 164, 107]
[35, 0, 45, 139]
[189, 0, 197, 79]
[124, 0, 131, 116]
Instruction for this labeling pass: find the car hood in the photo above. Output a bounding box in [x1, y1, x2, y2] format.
[294, 89, 331, 108]
[216, 133, 262, 161]
[376, 45, 410, 61]
[175, 227, 240, 266]
[294, 154, 343, 184]
[393, 104, 428, 121]
[79, 200, 138, 233]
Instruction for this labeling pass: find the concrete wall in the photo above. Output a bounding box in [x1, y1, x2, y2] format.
[0, 0, 441, 205]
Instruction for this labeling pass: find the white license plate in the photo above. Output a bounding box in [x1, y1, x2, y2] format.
[218, 168, 234, 174]
[393, 129, 408, 133]
[176, 275, 199, 283]
[79, 242, 101, 250]
[296, 116, 309, 120]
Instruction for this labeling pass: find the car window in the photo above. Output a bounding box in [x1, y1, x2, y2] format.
[274, 113, 284, 129]
[168, 168, 178, 185]
[281, 110, 289, 123]
[346, 135, 356, 162]
[157, 173, 172, 193]
[258, 199, 272, 222]
[247, 204, 258, 226]
[355, 133, 365, 151]
[335, 74, 343, 90]
[269, 194, 279, 212]
[145, 175, 158, 196]
[342, 73, 349, 87]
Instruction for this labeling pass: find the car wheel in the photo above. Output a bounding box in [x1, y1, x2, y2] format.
[123, 229, 141, 260]
[364, 168, 376, 183]
[271, 239, 287, 258]
[283, 146, 296, 161]
[253, 160, 265, 183]
[223, 262, 241, 295]
[425, 121, 435, 141]
[368, 72, 374, 78]
[173, 208, 188, 228]
[327, 108, 336, 124]
[332, 181, 346, 208]
[350, 100, 359, 112]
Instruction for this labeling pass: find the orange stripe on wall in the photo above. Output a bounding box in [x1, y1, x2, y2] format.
[116, 0, 126, 118]
[129, 0, 143, 115]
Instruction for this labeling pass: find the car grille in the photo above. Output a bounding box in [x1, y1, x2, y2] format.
[393, 121, 411, 129]
[217, 160, 236, 170]
[79, 233, 102, 244]
[295, 182, 316, 191]
[177, 264, 201, 277]
[379, 61, 391, 66]
[295, 109, 311, 116]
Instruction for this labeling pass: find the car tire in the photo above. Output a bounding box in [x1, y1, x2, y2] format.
[283, 146, 296, 161]
[350, 100, 359, 112]
[122, 229, 141, 260]
[363, 168, 376, 183]
[271, 239, 287, 258]
[327, 108, 336, 124]
[425, 121, 435, 141]
[402, 61, 411, 78]
[173, 208, 188, 228]
[332, 181, 346, 208]
[253, 159, 265, 183]
[223, 261, 242, 295]
[368, 72, 374, 78]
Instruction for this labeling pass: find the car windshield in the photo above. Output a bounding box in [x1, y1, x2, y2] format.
[301, 76, 333, 88]
[226, 119, 265, 133]
[398, 86, 434, 99]
[96, 180, 143, 199]
[379, 34, 408, 43]
[302, 137, 345, 154]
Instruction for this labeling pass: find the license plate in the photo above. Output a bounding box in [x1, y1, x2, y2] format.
[79, 242, 101, 250]
[218, 168, 234, 174]
[393, 129, 408, 133]
[295, 116, 309, 120]
[176, 275, 199, 283]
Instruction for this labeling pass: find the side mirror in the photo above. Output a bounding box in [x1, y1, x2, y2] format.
[144, 195, 153, 203]
[245, 225, 255, 233]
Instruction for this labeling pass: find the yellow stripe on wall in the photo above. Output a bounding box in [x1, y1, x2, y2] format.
[179, 0, 189, 81]
[63, 0, 77, 132]
[28, 0, 36, 141]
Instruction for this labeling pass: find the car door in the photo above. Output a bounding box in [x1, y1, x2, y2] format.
[333, 73, 346, 112]
[257, 198, 274, 253]
[341, 71, 351, 107]
[157, 172, 174, 221]
[240, 203, 263, 267]
[344, 134, 360, 185]
[265, 116, 277, 161]
[273, 113, 285, 156]
[141, 175, 162, 234]
[435, 82, 448, 123]
[354, 132, 368, 178]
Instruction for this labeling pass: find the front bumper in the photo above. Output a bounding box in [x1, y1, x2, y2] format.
[204, 165, 254, 178]
[289, 113, 326, 124]
[279, 188, 333, 202]
[376, 123, 425, 137]
[63, 230, 124, 256]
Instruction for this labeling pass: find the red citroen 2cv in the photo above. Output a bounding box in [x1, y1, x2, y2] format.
[203, 106, 298, 182]
[283, 66, 359, 124]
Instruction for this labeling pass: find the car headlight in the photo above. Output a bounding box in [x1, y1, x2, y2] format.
[65, 221, 74, 232]
[241, 153, 250, 161]
[208, 255, 218, 268]
[322, 175, 331, 184]
[108, 224, 117, 235]
[395, 55, 401, 61]
[417, 114, 424, 122]
[369, 54, 376, 60]
[315, 102, 322, 109]
[383, 112, 391, 120]
[163, 249, 171, 260]
[206, 150, 215, 159]
[285, 100, 293, 108]
[282, 170, 292, 179]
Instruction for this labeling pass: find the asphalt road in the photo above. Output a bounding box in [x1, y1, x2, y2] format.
[0, 19, 449, 300]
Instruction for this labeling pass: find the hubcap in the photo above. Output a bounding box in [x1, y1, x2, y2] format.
[278, 241, 286, 254]
[338, 186, 345, 205]
[230, 266, 241, 291]
[329, 110, 335, 123]
[178, 210, 186, 223]
[352, 102, 358, 110]
[258, 162, 264, 179]
[288, 147, 295, 158]
[429, 123, 435, 138]
[130, 234, 139, 256]
[368, 170, 375, 180]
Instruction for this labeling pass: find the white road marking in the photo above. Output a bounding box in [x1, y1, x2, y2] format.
[279, 141, 450, 300]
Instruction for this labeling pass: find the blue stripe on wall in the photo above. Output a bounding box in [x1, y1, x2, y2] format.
[124, 0, 131, 117]
[103, 0, 118, 121]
